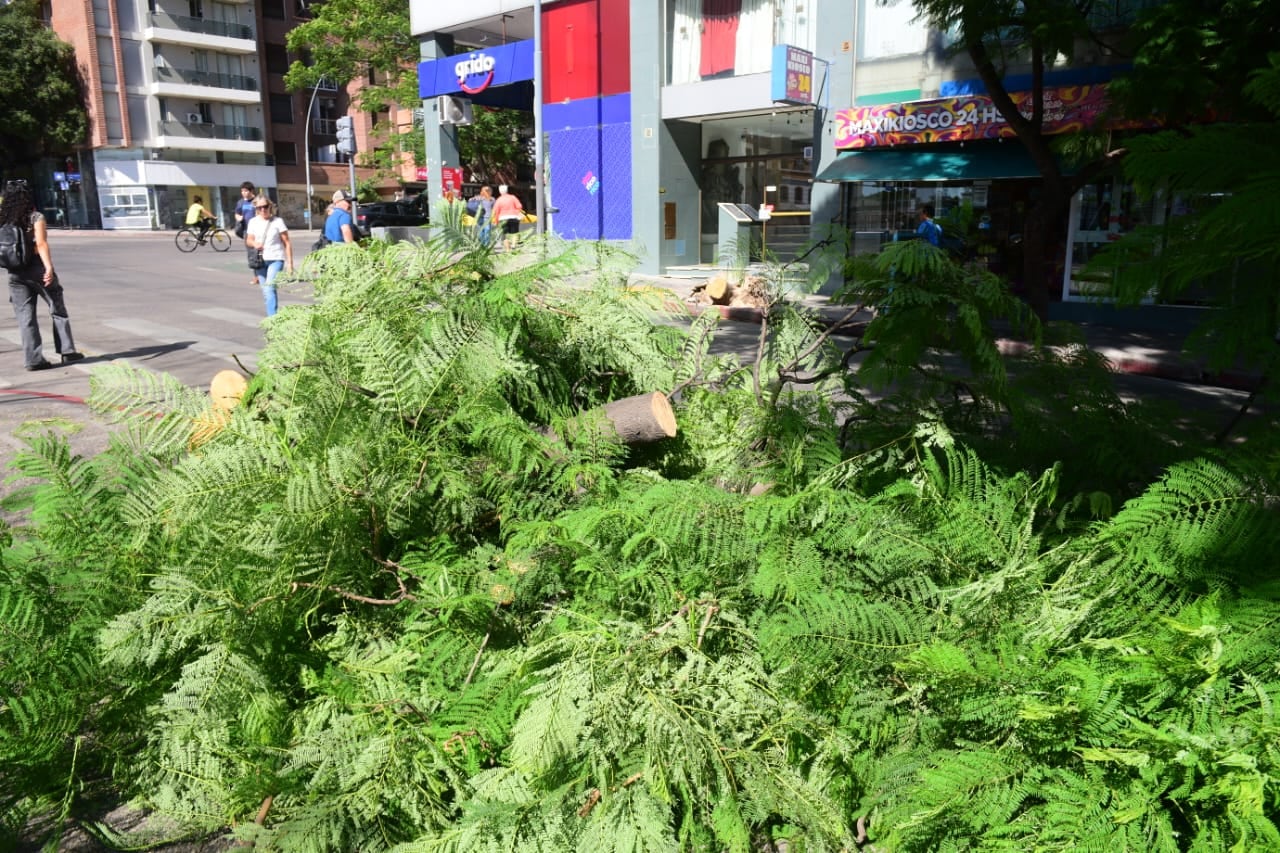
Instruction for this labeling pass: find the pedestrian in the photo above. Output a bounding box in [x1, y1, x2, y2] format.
[916, 203, 942, 247]
[245, 195, 293, 317]
[186, 195, 216, 241]
[1, 179, 85, 370]
[324, 190, 357, 245]
[234, 181, 258, 286]
[471, 185, 495, 245]
[491, 184, 524, 252]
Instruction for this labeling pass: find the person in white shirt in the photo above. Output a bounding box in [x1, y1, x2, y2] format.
[245, 195, 293, 316]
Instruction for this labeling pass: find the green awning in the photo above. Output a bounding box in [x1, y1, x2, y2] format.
[816, 145, 1047, 182]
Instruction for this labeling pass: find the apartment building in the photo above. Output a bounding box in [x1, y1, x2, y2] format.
[46, 0, 390, 231]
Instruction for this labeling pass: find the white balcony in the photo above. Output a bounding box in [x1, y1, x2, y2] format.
[151, 66, 261, 104]
[153, 119, 266, 154]
[145, 12, 257, 54]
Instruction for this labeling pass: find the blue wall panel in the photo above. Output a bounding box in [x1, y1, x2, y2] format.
[545, 93, 631, 241]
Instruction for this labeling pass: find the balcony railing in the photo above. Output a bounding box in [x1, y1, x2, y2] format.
[148, 12, 253, 40]
[154, 65, 258, 92]
[311, 117, 336, 135]
[157, 120, 263, 141]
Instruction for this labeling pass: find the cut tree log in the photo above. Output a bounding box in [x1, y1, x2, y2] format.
[705, 275, 732, 305]
[546, 392, 678, 448]
[596, 391, 678, 444]
[210, 369, 248, 411]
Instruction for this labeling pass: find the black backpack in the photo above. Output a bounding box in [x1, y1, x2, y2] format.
[0, 222, 31, 271]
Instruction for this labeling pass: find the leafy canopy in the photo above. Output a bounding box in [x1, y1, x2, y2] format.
[0, 0, 88, 168]
[284, 0, 530, 184]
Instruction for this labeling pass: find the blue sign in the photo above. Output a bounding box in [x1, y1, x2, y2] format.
[419, 40, 535, 99]
[53, 171, 66, 181]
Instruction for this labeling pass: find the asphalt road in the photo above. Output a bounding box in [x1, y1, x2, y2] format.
[0, 227, 327, 479]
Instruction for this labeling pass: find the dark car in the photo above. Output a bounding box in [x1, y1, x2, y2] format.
[354, 194, 429, 231]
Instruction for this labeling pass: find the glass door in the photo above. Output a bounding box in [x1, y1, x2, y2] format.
[1063, 176, 1165, 301]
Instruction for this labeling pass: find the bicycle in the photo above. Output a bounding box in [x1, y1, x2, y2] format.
[175, 225, 232, 253]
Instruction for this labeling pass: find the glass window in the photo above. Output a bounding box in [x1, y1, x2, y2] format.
[270, 93, 294, 124]
[262, 0, 285, 19]
[102, 192, 149, 218]
[273, 140, 297, 165]
[667, 0, 815, 86]
[265, 44, 289, 75]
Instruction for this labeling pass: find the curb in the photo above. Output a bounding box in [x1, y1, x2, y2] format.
[997, 340, 1262, 392]
[673, 297, 1263, 393]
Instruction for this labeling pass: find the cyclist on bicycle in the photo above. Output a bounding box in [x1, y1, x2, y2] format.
[186, 196, 216, 241]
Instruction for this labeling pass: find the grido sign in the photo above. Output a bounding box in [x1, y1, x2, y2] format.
[455, 53, 497, 94]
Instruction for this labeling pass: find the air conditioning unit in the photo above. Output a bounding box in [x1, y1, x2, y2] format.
[186, 112, 204, 124]
[438, 95, 473, 126]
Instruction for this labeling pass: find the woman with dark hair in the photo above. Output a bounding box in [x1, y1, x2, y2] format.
[1, 180, 84, 370]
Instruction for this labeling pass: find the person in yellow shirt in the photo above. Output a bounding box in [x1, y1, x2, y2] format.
[185, 196, 215, 240]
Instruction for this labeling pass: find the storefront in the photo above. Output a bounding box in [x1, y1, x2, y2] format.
[818, 84, 1163, 301]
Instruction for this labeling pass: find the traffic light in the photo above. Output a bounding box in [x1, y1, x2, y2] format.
[336, 115, 356, 155]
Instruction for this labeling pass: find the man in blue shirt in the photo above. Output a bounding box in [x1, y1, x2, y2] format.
[916, 204, 942, 246]
[324, 189, 356, 245]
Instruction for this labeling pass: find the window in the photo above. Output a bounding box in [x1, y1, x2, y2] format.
[102, 191, 149, 218]
[667, 0, 812, 85]
[265, 44, 289, 75]
[273, 140, 297, 165]
[270, 93, 294, 124]
[262, 0, 285, 19]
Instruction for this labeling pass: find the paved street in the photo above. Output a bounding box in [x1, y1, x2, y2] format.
[0, 227, 324, 470]
[0, 228, 324, 394]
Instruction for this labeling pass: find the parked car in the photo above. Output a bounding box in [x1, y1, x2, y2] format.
[354, 194, 429, 231]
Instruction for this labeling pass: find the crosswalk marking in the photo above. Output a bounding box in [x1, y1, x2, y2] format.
[191, 307, 269, 326]
[102, 318, 258, 365]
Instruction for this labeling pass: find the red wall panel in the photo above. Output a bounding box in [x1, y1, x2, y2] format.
[599, 0, 630, 97]
[543, 0, 630, 103]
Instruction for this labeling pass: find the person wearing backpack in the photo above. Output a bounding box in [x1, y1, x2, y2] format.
[471, 185, 495, 245]
[0, 180, 85, 370]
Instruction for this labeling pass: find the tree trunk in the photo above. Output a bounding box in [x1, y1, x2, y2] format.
[706, 275, 732, 304]
[1021, 184, 1072, 322]
[592, 392, 678, 444]
[547, 392, 678, 448]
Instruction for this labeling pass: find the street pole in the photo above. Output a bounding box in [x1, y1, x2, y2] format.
[533, 0, 545, 235]
[303, 80, 324, 231]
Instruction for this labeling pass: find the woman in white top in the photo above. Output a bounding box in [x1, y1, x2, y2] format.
[245, 194, 293, 317]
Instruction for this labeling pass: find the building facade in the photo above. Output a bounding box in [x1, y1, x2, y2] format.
[410, 0, 1152, 304]
[45, 0, 395, 231]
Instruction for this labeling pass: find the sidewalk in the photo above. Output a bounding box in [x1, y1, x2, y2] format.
[628, 272, 1264, 393]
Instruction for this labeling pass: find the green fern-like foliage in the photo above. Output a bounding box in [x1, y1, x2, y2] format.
[3, 225, 1280, 851]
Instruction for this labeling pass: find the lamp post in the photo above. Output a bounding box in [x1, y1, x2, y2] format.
[533, 0, 545, 235]
[302, 79, 326, 231]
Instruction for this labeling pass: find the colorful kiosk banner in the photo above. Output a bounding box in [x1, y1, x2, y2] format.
[835, 85, 1113, 149]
